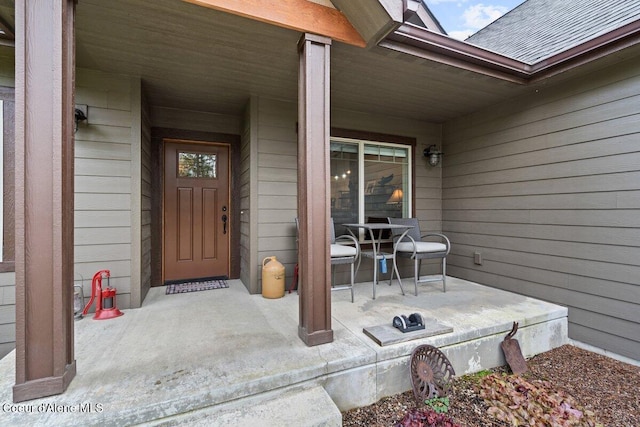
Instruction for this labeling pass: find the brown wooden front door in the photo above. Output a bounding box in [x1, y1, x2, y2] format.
[163, 140, 230, 282]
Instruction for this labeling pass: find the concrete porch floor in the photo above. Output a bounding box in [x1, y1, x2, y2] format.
[0, 277, 568, 426]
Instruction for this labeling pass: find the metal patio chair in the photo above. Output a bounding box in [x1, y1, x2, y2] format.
[388, 217, 450, 295]
[329, 219, 360, 302]
[294, 218, 360, 302]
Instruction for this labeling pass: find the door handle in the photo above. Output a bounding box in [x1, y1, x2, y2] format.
[222, 214, 228, 234]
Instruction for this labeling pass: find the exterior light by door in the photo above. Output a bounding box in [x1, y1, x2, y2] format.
[424, 145, 443, 166]
[74, 104, 88, 133]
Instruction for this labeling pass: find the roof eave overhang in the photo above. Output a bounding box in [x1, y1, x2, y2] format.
[181, 0, 640, 84]
[528, 19, 640, 82]
[383, 24, 531, 84]
[383, 20, 640, 84]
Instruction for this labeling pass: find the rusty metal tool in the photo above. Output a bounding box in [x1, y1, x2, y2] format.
[501, 321, 528, 374]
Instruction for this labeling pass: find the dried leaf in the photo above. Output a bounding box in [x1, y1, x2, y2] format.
[478, 373, 600, 426]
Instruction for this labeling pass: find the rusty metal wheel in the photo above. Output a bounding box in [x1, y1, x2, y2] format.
[410, 344, 455, 403]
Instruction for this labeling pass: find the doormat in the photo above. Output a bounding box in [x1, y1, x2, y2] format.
[165, 277, 229, 294]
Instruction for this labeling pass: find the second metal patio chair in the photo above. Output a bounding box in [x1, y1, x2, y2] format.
[388, 217, 450, 295]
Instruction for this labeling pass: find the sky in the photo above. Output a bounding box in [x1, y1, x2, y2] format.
[424, 0, 525, 40]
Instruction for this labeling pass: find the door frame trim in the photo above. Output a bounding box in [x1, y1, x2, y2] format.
[151, 128, 241, 286]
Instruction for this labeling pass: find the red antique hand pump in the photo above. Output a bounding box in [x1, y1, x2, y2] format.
[82, 269, 124, 320]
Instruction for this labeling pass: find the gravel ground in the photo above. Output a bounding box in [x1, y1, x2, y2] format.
[342, 345, 639, 426]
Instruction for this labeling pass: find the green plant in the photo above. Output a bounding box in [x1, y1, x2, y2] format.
[476, 373, 602, 427]
[424, 396, 450, 414]
[471, 369, 493, 379]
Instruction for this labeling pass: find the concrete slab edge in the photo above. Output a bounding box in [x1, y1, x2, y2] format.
[326, 318, 569, 411]
[137, 384, 342, 427]
[353, 309, 569, 362]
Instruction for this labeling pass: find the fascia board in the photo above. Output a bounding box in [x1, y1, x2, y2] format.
[385, 21, 640, 83]
[332, 0, 404, 48]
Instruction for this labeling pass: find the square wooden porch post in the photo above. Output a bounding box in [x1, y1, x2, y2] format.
[13, 0, 77, 402]
[297, 33, 333, 346]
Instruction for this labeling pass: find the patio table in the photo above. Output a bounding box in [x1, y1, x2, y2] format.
[343, 223, 413, 299]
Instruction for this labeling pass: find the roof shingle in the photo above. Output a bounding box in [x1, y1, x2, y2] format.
[465, 0, 640, 64]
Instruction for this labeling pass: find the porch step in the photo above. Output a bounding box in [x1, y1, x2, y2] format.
[141, 385, 342, 427]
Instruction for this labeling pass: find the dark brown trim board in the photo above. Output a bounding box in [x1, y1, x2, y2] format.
[297, 33, 333, 346]
[383, 20, 640, 84]
[13, 0, 77, 402]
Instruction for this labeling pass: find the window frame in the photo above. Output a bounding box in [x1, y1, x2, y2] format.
[0, 99, 4, 262]
[330, 128, 416, 241]
[0, 87, 14, 272]
[177, 151, 218, 178]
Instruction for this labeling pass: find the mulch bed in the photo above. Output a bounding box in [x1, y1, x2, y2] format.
[342, 345, 639, 426]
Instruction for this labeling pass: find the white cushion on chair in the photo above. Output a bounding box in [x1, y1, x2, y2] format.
[331, 244, 357, 257]
[396, 241, 447, 253]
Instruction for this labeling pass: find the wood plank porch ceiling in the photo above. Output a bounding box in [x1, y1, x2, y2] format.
[67, 0, 639, 124]
[71, 0, 524, 123]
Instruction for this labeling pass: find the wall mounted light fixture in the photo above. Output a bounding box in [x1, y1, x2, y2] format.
[423, 145, 443, 166]
[74, 104, 88, 133]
